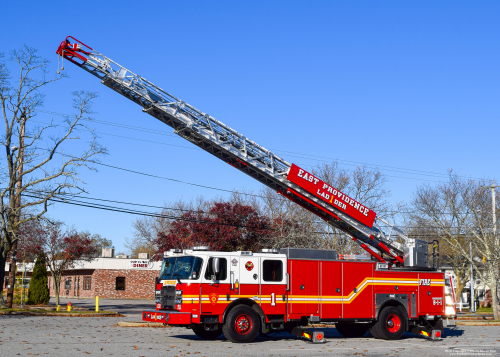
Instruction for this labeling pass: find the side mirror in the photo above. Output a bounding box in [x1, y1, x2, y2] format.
[212, 257, 220, 274]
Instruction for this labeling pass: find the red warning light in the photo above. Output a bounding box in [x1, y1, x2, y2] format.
[316, 333, 323, 340]
[435, 331, 441, 338]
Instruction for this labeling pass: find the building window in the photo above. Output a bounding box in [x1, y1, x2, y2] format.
[116, 277, 126, 291]
[204, 258, 227, 281]
[83, 276, 91, 290]
[263, 260, 283, 282]
[65, 278, 72, 290]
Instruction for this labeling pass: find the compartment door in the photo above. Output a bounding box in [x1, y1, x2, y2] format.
[289, 260, 319, 315]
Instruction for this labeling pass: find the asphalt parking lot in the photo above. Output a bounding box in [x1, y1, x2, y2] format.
[0, 299, 498, 356]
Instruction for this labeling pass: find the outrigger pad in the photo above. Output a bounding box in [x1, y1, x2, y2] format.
[411, 326, 442, 341]
[290, 327, 326, 343]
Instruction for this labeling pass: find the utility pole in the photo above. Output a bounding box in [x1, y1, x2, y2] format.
[470, 242, 475, 312]
[481, 183, 499, 259]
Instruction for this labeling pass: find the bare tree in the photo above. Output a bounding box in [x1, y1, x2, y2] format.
[0, 46, 106, 308]
[258, 186, 321, 249]
[255, 162, 392, 253]
[411, 172, 500, 320]
[125, 198, 197, 257]
[403, 219, 471, 305]
[312, 163, 392, 253]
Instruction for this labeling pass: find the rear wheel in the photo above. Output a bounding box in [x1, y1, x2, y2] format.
[192, 325, 222, 340]
[371, 306, 406, 340]
[335, 322, 370, 337]
[222, 305, 260, 343]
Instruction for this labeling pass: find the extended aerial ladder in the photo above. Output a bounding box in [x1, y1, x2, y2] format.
[56, 37, 430, 267]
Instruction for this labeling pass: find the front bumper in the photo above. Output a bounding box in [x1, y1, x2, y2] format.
[142, 310, 191, 325]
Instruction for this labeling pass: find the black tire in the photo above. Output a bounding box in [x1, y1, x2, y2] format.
[371, 306, 406, 340]
[369, 324, 382, 339]
[222, 305, 260, 343]
[192, 325, 222, 340]
[335, 322, 370, 337]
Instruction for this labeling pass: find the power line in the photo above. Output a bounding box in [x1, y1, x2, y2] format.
[31, 118, 443, 182]
[18, 189, 475, 232]
[36, 109, 493, 183]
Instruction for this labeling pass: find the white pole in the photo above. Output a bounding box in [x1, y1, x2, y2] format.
[493, 185, 498, 251]
[470, 242, 475, 313]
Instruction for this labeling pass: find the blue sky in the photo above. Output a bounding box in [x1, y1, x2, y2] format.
[2, 1, 499, 253]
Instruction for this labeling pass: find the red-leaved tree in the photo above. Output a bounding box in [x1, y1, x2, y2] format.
[20, 220, 98, 305]
[155, 202, 270, 254]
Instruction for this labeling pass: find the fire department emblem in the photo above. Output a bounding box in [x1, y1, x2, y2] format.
[209, 293, 219, 305]
[245, 261, 254, 271]
[231, 258, 238, 266]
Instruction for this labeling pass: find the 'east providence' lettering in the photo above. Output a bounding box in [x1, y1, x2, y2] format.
[286, 164, 376, 228]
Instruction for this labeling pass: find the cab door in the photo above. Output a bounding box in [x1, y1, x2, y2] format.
[239, 256, 261, 302]
[200, 256, 229, 315]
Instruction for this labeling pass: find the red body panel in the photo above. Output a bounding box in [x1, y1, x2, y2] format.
[319, 261, 342, 319]
[289, 260, 319, 316]
[147, 260, 445, 328]
[342, 262, 374, 318]
[417, 272, 446, 316]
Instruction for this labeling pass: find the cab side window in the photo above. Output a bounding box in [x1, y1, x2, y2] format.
[204, 257, 227, 281]
[263, 260, 283, 282]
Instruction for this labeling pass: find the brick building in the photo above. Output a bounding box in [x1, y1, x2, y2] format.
[4, 257, 161, 300]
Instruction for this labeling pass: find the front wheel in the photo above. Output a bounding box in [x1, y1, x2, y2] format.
[370, 306, 406, 340]
[222, 305, 260, 343]
[192, 325, 222, 340]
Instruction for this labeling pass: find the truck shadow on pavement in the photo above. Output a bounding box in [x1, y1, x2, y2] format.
[168, 326, 464, 343]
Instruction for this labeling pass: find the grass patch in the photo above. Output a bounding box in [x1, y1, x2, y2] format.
[476, 307, 494, 313]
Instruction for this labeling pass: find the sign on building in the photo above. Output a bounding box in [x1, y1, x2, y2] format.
[128, 260, 154, 269]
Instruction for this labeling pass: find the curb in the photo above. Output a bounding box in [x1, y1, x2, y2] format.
[455, 321, 500, 326]
[0, 311, 122, 317]
[118, 321, 168, 327]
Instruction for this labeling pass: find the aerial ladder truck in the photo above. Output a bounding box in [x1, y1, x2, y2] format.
[56, 37, 456, 343]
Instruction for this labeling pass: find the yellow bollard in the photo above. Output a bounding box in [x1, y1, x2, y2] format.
[95, 296, 99, 312]
[56, 305, 61, 312]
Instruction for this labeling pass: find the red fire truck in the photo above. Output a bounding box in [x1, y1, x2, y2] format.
[56, 37, 456, 343]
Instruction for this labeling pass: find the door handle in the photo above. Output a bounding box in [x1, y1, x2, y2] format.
[230, 271, 234, 290]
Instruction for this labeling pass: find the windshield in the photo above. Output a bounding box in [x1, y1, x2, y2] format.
[160, 256, 203, 280]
